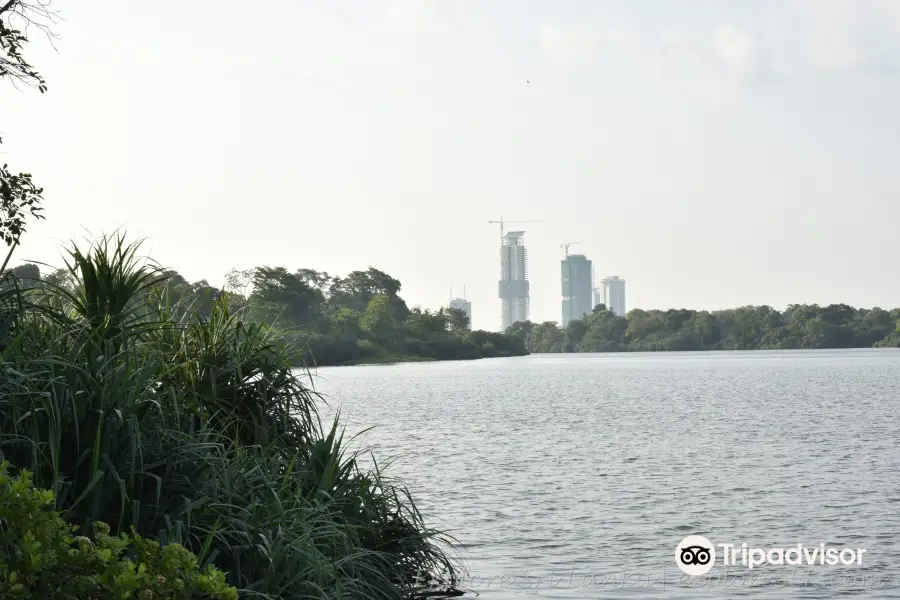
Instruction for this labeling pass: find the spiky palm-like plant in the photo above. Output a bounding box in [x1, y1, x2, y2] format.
[0, 232, 462, 600]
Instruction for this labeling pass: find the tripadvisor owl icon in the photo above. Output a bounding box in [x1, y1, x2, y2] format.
[676, 535, 715, 576]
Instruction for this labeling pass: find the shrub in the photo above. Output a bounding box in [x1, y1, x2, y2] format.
[0, 462, 237, 599]
[0, 235, 461, 599]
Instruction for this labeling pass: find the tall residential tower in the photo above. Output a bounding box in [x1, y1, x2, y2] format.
[499, 231, 529, 330]
[561, 254, 593, 326]
[601, 276, 626, 316]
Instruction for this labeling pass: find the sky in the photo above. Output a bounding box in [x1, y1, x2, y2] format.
[4, 0, 900, 331]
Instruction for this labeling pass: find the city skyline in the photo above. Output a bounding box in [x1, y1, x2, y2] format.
[5, 0, 900, 331]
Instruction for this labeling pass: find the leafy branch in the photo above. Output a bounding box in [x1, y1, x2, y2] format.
[0, 0, 57, 91]
[0, 0, 55, 273]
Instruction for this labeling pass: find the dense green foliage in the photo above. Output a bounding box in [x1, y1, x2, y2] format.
[244, 266, 526, 365]
[508, 303, 900, 353]
[0, 463, 236, 599]
[5, 262, 527, 366]
[0, 236, 461, 599]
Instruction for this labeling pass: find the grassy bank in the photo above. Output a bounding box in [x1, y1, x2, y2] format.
[0, 235, 462, 598]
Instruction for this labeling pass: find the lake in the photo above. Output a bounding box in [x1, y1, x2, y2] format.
[310, 349, 900, 599]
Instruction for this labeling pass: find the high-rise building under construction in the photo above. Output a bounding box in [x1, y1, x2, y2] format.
[498, 231, 529, 330]
[561, 253, 593, 326]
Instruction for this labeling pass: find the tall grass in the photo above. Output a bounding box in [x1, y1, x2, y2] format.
[0, 234, 460, 599]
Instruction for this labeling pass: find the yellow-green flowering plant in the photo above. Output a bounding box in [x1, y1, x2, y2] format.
[0, 462, 237, 599]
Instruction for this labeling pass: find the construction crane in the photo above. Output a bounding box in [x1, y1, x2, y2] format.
[487, 217, 542, 239]
[561, 241, 582, 257]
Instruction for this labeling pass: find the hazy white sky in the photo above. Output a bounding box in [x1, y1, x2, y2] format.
[5, 0, 900, 330]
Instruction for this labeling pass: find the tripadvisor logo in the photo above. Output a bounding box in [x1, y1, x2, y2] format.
[675, 536, 867, 575]
[676, 535, 715, 576]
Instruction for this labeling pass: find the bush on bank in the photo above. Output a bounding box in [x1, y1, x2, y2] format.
[0, 462, 236, 599]
[0, 235, 460, 599]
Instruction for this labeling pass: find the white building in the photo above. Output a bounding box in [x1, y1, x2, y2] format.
[601, 276, 626, 316]
[448, 297, 472, 330]
[498, 231, 529, 330]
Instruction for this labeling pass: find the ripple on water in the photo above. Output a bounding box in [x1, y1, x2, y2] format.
[311, 349, 900, 600]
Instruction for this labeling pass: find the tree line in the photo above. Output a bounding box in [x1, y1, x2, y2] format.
[6, 262, 527, 365]
[506, 303, 900, 353]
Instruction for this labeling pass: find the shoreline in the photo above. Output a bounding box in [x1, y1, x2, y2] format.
[304, 346, 900, 368]
[528, 345, 900, 355]
[303, 349, 534, 368]
[309, 353, 523, 368]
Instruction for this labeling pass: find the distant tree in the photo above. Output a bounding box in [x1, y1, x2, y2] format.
[579, 306, 627, 351]
[40, 266, 68, 289]
[10, 261, 38, 281]
[1, 261, 40, 289]
[528, 301, 900, 355]
[565, 318, 588, 346]
[295, 268, 331, 292]
[529, 321, 565, 353]
[186, 279, 220, 315]
[407, 307, 449, 335]
[327, 306, 362, 338]
[875, 318, 900, 347]
[244, 263, 526, 365]
[504, 320, 534, 349]
[505, 320, 533, 337]
[688, 311, 719, 348]
[251, 266, 324, 326]
[328, 267, 408, 320]
[445, 307, 470, 334]
[224, 267, 253, 296]
[360, 294, 395, 339]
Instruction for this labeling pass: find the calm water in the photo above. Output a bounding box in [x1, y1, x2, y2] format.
[310, 349, 900, 599]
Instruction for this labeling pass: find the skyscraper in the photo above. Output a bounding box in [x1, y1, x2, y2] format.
[498, 231, 529, 330]
[561, 254, 593, 326]
[448, 297, 472, 330]
[601, 276, 626, 316]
